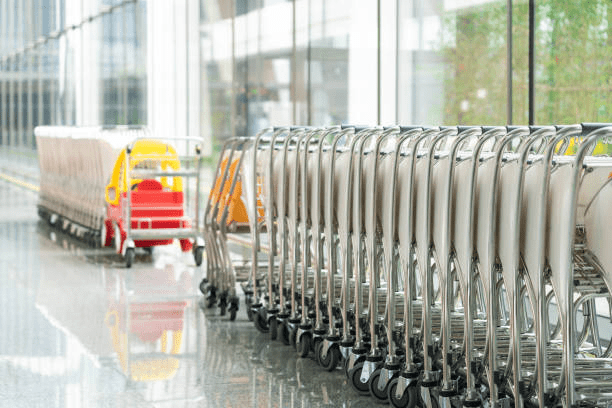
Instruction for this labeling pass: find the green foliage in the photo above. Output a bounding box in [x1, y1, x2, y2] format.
[440, 1, 508, 125]
[440, 0, 612, 125]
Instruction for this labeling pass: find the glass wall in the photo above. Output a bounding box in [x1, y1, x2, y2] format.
[396, 0, 508, 125]
[196, 0, 612, 159]
[199, 0, 379, 155]
[534, 0, 612, 124]
[0, 0, 147, 151]
[2, 0, 612, 158]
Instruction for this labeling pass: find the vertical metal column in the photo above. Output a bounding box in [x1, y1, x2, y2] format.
[0, 59, 5, 146]
[0, 0, 4, 145]
[8, 56, 14, 147]
[17, 0, 23, 146]
[376, 0, 381, 125]
[37, 0, 43, 128]
[230, 0, 235, 138]
[17, 53, 23, 147]
[506, 0, 512, 125]
[528, 0, 535, 125]
[306, 0, 311, 125]
[291, 0, 296, 124]
[8, 0, 14, 146]
[26, 0, 34, 148]
[122, 5, 128, 124]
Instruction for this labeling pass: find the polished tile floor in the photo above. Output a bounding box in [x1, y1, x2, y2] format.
[0, 176, 374, 407]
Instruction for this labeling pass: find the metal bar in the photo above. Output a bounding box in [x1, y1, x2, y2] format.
[528, 0, 535, 125]
[377, 0, 381, 125]
[507, 0, 513, 125]
[292, 0, 296, 124]
[128, 228, 199, 240]
[130, 170, 200, 178]
[306, 0, 311, 125]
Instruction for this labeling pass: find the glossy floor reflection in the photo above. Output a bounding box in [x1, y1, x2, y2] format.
[0, 178, 374, 407]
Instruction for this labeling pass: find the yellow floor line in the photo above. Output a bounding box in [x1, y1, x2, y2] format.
[0, 173, 40, 192]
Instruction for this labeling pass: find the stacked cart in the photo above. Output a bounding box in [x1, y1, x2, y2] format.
[203, 124, 612, 407]
[35, 126, 205, 268]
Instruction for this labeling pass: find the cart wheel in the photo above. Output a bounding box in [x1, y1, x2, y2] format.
[125, 248, 135, 268]
[114, 223, 123, 254]
[228, 297, 239, 321]
[315, 340, 324, 365]
[388, 378, 418, 408]
[269, 317, 278, 340]
[254, 311, 270, 333]
[296, 333, 311, 358]
[289, 326, 298, 349]
[368, 369, 389, 402]
[194, 246, 204, 266]
[343, 353, 357, 378]
[279, 321, 290, 345]
[312, 337, 322, 355]
[316, 341, 340, 371]
[199, 279, 208, 295]
[206, 296, 216, 309]
[349, 362, 370, 395]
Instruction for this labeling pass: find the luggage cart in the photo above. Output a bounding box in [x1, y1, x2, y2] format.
[384, 126, 427, 408]
[247, 127, 292, 332]
[544, 123, 612, 407]
[344, 126, 387, 391]
[364, 126, 421, 402]
[342, 127, 379, 378]
[202, 137, 253, 319]
[345, 126, 400, 396]
[438, 125, 485, 408]
[336, 126, 380, 376]
[271, 127, 312, 344]
[280, 128, 315, 346]
[200, 138, 236, 306]
[295, 127, 338, 358]
[198, 122, 612, 407]
[107, 135, 205, 268]
[315, 125, 358, 370]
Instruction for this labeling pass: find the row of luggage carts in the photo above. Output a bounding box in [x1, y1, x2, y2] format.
[201, 124, 612, 407]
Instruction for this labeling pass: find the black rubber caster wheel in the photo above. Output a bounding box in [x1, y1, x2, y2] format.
[388, 378, 418, 408]
[279, 321, 290, 345]
[316, 341, 340, 371]
[125, 248, 135, 268]
[368, 369, 389, 402]
[228, 297, 239, 321]
[312, 337, 322, 356]
[348, 362, 370, 396]
[426, 393, 440, 408]
[206, 295, 216, 309]
[194, 246, 204, 266]
[289, 326, 298, 349]
[218, 295, 228, 316]
[343, 353, 351, 378]
[269, 317, 278, 341]
[199, 279, 208, 295]
[254, 311, 270, 333]
[296, 333, 311, 358]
